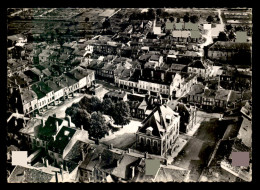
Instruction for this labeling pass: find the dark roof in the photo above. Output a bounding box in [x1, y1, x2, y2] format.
[31, 81, 53, 99]
[188, 60, 205, 69]
[139, 105, 179, 138]
[104, 90, 127, 99]
[44, 79, 63, 92]
[97, 149, 124, 173]
[170, 64, 187, 72]
[203, 89, 216, 98]
[209, 41, 251, 51]
[37, 116, 63, 141]
[48, 126, 76, 154]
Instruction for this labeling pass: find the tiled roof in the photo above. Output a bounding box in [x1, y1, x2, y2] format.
[31, 81, 53, 99]
[154, 167, 190, 182]
[111, 154, 140, 179]
[209, 41, 251, 51]
[20, 88, 37, 104]
[8, 165, 54, 183]
[188, 84, 205, 96]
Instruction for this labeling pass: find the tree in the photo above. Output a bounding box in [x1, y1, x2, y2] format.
[226, 24, 233, 31]
[190, 15, 199, 23]
[85, 17, 89, 23]
[169, 16, 174, 23]
[217, 32, 228, 41]
[183, 14, 190, 23]
[88, 111, 109, 144]
[102, 18, 111, 29]
[206, 15, 214, 23]
[147, 8, 155, 20]
[65, 106, 91, 130]
[78, 96, 102, 113]
[228, 31, 236, 41]
[162, 11, 169, 18]
[102, 98, 115, 115]
[112, 101, 131, 126]
[156, 9, 162, 16]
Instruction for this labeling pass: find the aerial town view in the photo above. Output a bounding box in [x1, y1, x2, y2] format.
[7, 8, 252, 183]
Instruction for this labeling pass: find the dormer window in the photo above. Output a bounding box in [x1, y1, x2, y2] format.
[166, 115, 171, 124]
[146, 127, 153, 136]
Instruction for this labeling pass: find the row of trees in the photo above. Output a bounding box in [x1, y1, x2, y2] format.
[65, 96, 131, 144]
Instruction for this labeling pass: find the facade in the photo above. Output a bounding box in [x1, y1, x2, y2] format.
[136, 104, 180, 156]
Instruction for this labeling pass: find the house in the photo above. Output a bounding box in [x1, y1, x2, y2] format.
[44, 79, 64, 105]
[39, 50, 52, 63]
[132, 159, 190, 182]
[79, 146, 125, 182]
[104, 90, 128, 102]
[31, 81, 54, 112]
[188, 60, 207, 77]
[174, 73, 198, 98]
[32, 115, 75, 150]
[47, 126, 77, 167]
[186, 84, 205, 107]
[20, 87, 38, 116]
[207, 41, 252, 64]
[136, 104, 180, 157]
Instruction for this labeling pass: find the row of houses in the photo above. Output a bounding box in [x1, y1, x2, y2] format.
[19, 66, 95, 116]
[186, 84, 241, 110]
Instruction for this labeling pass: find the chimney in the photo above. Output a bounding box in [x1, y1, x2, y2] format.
[145, 152, 148, 159]
[98, 153, 102, 162]
[60, 167, 63, 180]
[81, 125, 84, 130]
[42, 157, 45, 166]
[55, 121, 59, 132]
[41, 119, 45, 127]
[117, 160, 120, 167]
[130, 166, 135, 179]
[14, 79, 17, 85]
[16, 108, 18, 114]
[46, 159, 49, 167]
[110, 144, 113, 150]
[128, 148, 131, 153]
[140, 69, 143, 76]
[65, 115, 71, 127]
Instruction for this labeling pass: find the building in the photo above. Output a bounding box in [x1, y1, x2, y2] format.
[136, 104, 180, 157]
[20, 87, 38, 116]
[31, 81, 54, 112]
[207, 41, 252, 64]
[188, 60, 207, 77]
[104, 90, 128, 102]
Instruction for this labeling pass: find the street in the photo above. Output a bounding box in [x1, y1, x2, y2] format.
[172, 113, 230, 181]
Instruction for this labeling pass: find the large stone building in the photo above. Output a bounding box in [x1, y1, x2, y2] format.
[136, 104, 180, 157]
